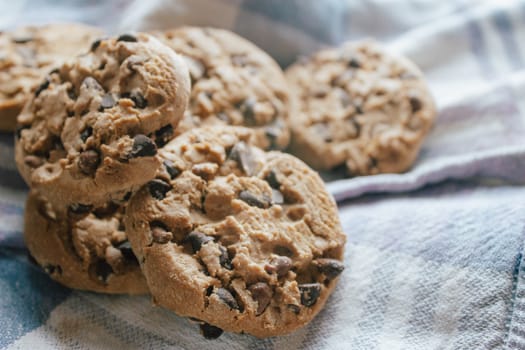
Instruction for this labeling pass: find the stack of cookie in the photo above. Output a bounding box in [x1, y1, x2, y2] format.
[10, 26, 348, 338]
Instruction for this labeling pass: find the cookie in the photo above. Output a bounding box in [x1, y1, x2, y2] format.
[15, 33, 190, 207]
[285, 40, 436, 176]
[124, 126, 346, 338]
[0, 23, 104, 131]
[152, 27, 290, 150]
[24, 190, 148, 294]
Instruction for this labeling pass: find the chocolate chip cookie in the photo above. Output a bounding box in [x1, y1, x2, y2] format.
[0, 23, 104, 131]
[286, 40, 436, 176]
[15, 33, 190, 207]
[24, 190, 148, 294]
[152, 27, 290, 150]
[125, 126, 346, 338]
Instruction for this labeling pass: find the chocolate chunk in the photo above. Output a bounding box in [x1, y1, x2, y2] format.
[117, 34, 138, 42]
[100, 93, 116, 109]
[130, 91, 147, 109]
[410, 96, 422, 113]
[67, 110, 75, 117]
[299, 283, 321, 307]
[154, 125, 174, 148]
[264, 170, 280, 189]
[248, 282, 272, 315]
[239, 190, 270, 209]
[130, 134, 157, 158]
[24, 155, 43, 168]
[68, 203, 93, 216]
[78, 150, 100, 175]
[147, 179, 172, 200]
[238, 97, 256, 126]
[199, 323, 223, 339]
[271, 189, 284, 205]
[265, 256, 292, 277]
[115, 240, 137, 263]
[164, 160, 181, 179]
[92, 202, 119, 218]
[219, 246, 232, 270]
[34, 79, 49, 97]
[355, 104, 363, 114]
[229, 142, 256, 176]
[67, 88, 77, 100]
[80, 127, 93, 142]
[215, 288, 240, 310]
[94, 260, 113, 283]
[314, 258, 345, 279]
[49, 68, 60, 75]
[186, 231, 213, 253]
[151, 226, 173, 244]
[90, 39, 101, 52]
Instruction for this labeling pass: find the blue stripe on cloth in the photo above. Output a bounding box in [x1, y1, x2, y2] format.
[0, 248, 70, 348]
[239, 0, 344, 44]
[350, 258, 397, 348]
[464, 10, 494, 79]
[492, 10, 523, 69]
[338, 181, 525, 271]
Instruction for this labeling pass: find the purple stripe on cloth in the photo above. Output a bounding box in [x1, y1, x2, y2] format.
[464, 9, 494, 79]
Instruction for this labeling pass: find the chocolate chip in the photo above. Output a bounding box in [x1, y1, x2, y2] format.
[78, 150, 100, 175]
[199, 323, 223, 339]
[314, 258, 345, 280]
[82, 76, 104, 92]
[239, 190, 270, 209]
[12, 35, 33, 44]
[24, 155, 43, 168]
[100, 93, 116, 110]
[348, 57, 361, 68]
[15, 125, 29, 139]
[248, 282, 272, 315]
[80, 127, 93, 142]
[90, 39, 101, 52]
[147, 179, 171, 200]
[164, 160, 181, 179]
[34, 79, 49, 97]
[313, 123, 332, 143]
[216, 112, 230, 123]
[355, 104, 363, 114]
[264, 170, 280, 189]
[186, 231, 213, 253]
[92, 202, 119, 218]
[130, 91, 147, 109]
[410, 96, 422, 113]
[115, 240, 137, 263]
[151, 226, 173, 244]
[94, 260, 113, 283]
[154, 124, 173, 148]
[67, 110, 75, 117]
[229, 142, 256, 176]
[219, 246, 232, 270]
[44, 264, 62, 275]
[49, 68, 60, 75]
[117, 34, 138, 42]
[215, 288, 240, 310]
[231, 54, 247, 67]
[271, 189, 284, 205]
[264, 256, 292, 277]
[130, 134, 157, 158]
[265, 124, 282, 150]
[68, 203, 93, 216]
[288, 304, 301, 314]
[238, 97, 256, 126]
[299, 283, 321, 307]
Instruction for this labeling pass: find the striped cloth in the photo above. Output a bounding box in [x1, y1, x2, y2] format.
[1, 0, 525, 348]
